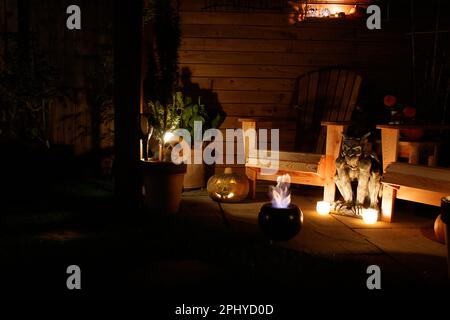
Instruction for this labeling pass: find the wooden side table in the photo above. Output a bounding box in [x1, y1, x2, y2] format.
[376, 124, 450, 172]
[374, 140, 441, 167]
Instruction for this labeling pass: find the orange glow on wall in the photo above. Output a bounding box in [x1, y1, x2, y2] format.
[289, 1, 373, 21]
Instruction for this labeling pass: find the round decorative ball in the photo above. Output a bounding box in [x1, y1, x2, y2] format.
[258, 203, 303, 241]
[207, 167, 249, 202]
[434, 214, 446, 244]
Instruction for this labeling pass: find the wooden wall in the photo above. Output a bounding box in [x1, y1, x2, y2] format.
[178, 0, 412, 172]
[2, 0, 420, 167]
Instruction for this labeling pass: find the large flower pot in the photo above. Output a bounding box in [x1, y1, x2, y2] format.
[400, 129, 424, 141]
[183, 149, 205, 189]
[141, 160, 187, 214]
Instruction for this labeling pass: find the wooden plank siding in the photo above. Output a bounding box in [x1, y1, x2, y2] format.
[178, 0, 411, 174]
[0, 0, 414, 167]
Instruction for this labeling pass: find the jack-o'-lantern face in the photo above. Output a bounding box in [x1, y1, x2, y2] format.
[207, 168, 249, 202]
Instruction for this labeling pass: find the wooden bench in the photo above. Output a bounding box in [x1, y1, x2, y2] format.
[381, 162, 450, 222]
[241, 121, 349, 202]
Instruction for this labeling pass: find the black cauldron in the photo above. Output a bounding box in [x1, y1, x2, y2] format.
[258, 203, 303, 241]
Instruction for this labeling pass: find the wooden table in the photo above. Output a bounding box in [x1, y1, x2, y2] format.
[376, 124, 450, 172]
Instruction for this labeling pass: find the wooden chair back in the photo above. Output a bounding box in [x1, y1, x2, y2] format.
[294, 68, 362, 153]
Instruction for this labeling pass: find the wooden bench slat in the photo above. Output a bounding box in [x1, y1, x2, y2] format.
[382, 162, 450, 184]
[382, 173, 450, 195]
[248, 150, 323, 163]
[381, 162, 450, 222]
[246, 160, 319, 173]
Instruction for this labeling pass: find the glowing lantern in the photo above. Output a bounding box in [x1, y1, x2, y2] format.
[207, 168, 249, 202]
[316, 201, 331, 215]
[362, 208, 378, 224]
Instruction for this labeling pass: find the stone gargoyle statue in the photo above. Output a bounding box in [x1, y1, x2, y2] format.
[333, 132, 382, 216]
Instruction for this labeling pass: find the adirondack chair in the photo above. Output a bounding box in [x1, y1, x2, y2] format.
[239, 68, 362, 202]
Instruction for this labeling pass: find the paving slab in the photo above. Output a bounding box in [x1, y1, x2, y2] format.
[181, 186, 448, 286]
[356, 228, 447, 282]
[218, 193, 382, 256]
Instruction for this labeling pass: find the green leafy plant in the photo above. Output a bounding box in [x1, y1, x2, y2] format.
[147, 93, 183, 143]
[180, 94, 222, 136]
[147, 91, 222, 142]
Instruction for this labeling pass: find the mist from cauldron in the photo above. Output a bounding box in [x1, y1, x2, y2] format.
[270, 174, 291, 208]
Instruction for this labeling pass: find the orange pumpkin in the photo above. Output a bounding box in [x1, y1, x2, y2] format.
[207, 168, 249, 202]
[434, 214, 446, 244]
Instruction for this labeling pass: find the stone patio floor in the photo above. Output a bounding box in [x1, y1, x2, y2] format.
[181, 184, 448, 294]
[1, 179, 449, 300]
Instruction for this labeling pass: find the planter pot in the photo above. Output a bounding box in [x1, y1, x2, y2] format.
[183, 149, 205, 189]
[140, 160, 187, 214]
[400, 129, 424, 141]
[258, 203, 303, 241]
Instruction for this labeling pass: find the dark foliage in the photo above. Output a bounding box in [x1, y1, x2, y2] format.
[144, 0, 181, 105]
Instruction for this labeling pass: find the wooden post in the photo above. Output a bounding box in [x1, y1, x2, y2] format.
[408, 144, 419, 165]
[246, 167, 257, 199]
[429, 143, 439, 167]
[240, 119, 257, 198]
[240, 120, 256, 165]
[381, 185, 397, 222]
[381, 128, 399, 172]
[113, 0, 143, 210]
[323, 124, 344, 203]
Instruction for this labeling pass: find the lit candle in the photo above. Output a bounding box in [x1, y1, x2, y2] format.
[362, 208, 378, 224]
[316, 201, 331, 216]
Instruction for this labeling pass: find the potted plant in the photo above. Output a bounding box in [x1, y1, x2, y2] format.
[383, 95, 424, 140]
[140, 93, 187, 214]
[140, 0, 187, 214]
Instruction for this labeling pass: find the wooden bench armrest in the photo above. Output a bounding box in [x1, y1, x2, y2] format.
[239, 117, 298, 124]
[238, 117, 272, 123]
[321, 121, 354, 127]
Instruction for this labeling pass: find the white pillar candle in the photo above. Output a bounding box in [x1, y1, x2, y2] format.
[316, 201, 331, 216]
[362, 208, 378, 224]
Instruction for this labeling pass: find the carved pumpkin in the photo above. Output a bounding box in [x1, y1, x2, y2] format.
[207, 168, 249, 202]
[434, 214, 446, 244]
